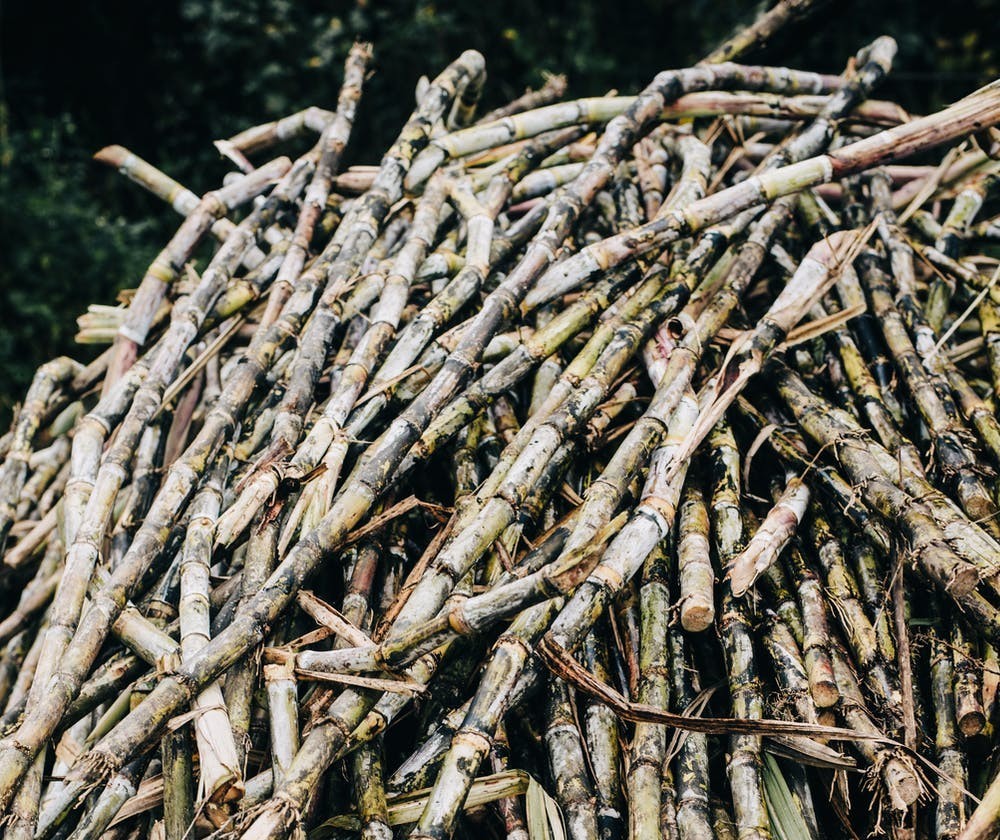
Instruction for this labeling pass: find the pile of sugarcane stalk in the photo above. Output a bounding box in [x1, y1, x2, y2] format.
[10, 5, 1000, 839]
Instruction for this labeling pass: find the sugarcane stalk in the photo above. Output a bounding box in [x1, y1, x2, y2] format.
[829, 641, 921, 814]
[92, 145, 276, 267]
[490, 723, 531, 840]
[927, 171, 1000, 331]
[728, 473, 808, 597]
[352, 738, 393, 840]
[669, 623, 713, 840]
[178, 459, 243, 805]
[219, 105, 334, 157]
[102, 158, 295, 390]
[160, 722, 193, 840]
[953, 616, 986, 738]
[580, 628, 624, 840]
[373, 144, 709, 658]
[771, 362, 992, 601]
[477, 73, 568, 123]
[710, 419, 771, 840]
[0, 534, 63, 646]
[4, 752, 43, 840]
[782, 543, 840, 711]
[260, 42, 373, 327]
[932, 621, 970, 839]
[215, 174, 452, 545]
[63, 755, 150, 840]
[626, 538, 672, 840]
[264, 661, 299, 790]
[807, 501, 901, 712]
[545, 675, 598, 840]
[242, 46, 482, 489]
[407, 63, 847, 187]
[677, 474, 715, 632]
[0, 357, 81, 552]
[226, 516, 277, 768]
[28, 157, 292, 735]
[701, 0, 829, 64]
[0, 50, 483, 804]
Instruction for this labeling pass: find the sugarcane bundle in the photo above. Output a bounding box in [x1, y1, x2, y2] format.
[9, 6, 1000, 840]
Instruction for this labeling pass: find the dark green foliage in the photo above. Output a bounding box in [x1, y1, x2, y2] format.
[1, 0, 999, 422]
[0, 110, 160, 420]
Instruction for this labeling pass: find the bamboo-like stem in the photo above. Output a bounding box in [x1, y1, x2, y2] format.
[401, 600, 560, 840]
[960, 762, 1000, 839]
[772, 363, 993, 603]
[352, 738, 393, 840]
[489, 723, 531, 840]
[702, 0, 829, 65]
[264, 661, 300, 790]
[224, 66, 489, 546]
[179, 459, 243, 805]
[382, 298, 690, 654]
[561, 84, 1000, 317]
[63, 755, 150, 840]
[677, 475, 715, 632]
[407, 63, 847, 186]
[709, 421, 771, 840]
[931, 621, 969, 839]
[4, 753, 44, 840]
[926, 171, 1000, 330]
[545, 675, 598, 840]
[626, 539, 672, 840]
[402, 264, 655, 473]
[160, 722, 194, 840]
[103, 158, 294, 390]
[768, 611, 823, 728]
[0, 357, 80, 552]
[863, 194, 1000, 539]
[953, 616, 986, 738]
[7, 37, 1000, 840]
[808, 501, 900, 712]
[226, 517, 277, 769]
[829, 641, 921, 814]
[635, 129, 669, 219]
[0, 534, 63, 646]
[215, 174, 452, 546]
[669, 624, 712, 840]
[353, 76, 726, 663]
[0, 46, 450, 804]
[25, 156, 293, 771]
[538, 388, 698, 662]
[220, 105, 334, 156]
[733, 396, 892, 552]
[92, 145, 275, 265]
[259, 42, 373, 327]
[779, 542, 838, 712]
[477, 73, 568, 123]
[580, 629, 624, 840]
[330, 128, 584, 471]
[728, 473, 808, 597]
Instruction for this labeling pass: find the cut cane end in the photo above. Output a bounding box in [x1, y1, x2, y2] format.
[809, 680, 840, 709]
[958, 711, 987, 738]
[883, 757, 922, 810]
[93, 145, 128, 167]
[680, 603, 715, 633]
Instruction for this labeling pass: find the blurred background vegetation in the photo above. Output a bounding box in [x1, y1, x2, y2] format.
[1, 0, 998, 422]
